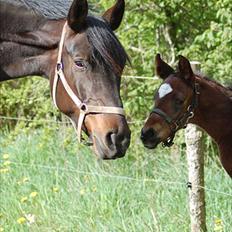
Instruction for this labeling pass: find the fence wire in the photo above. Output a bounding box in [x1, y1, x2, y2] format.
[0, 115, 145, 125]
[123, 75, 159, 80]
[1, 160, 231, 197]
[0, 116, 66, 124]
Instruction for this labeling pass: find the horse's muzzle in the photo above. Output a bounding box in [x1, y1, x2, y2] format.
[92, 125, 131, 159]
[140, 127, 160, 149]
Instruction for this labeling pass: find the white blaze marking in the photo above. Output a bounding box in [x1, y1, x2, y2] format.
[158, 83, 173, 98]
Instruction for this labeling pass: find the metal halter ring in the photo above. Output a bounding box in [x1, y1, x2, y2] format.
[57, 62, 63, 71]
[80, 103, 88, 112]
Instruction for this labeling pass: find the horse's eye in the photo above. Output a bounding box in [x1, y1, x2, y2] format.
[175, 99, 184, 105]
[75, 60, 87, 71]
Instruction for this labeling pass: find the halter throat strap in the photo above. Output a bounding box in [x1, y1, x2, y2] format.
[52, 22, 125, 142]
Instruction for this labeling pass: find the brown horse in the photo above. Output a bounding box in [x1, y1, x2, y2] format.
[141, 54, 232, 177]
[0, 0, 131, 159]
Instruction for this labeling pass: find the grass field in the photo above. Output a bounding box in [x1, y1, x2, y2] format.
[0, 126, 231, 231]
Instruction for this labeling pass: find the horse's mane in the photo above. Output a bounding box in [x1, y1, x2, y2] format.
[1, 0, 72, 19]
[196, 72, 232, 99]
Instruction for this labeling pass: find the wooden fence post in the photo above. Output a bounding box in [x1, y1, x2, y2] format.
[185, 62, 207, 232]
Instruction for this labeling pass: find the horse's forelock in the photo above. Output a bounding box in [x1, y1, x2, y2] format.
[86, 16, 129, 75]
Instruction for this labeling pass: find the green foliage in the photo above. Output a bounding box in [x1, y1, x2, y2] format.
[182, 0, 232, 83]
[0, 77, 59, 129]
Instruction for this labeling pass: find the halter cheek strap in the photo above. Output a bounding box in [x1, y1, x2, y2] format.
[52, 22, 125, 142]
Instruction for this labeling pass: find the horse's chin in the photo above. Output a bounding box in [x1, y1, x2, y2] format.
[144, 144, 157, 149]
[143, 139, 160, 150]
[84, 135, 94, 146]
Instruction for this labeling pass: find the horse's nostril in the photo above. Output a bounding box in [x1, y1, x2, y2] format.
[141, 128, 156, 140]
[105, 130, 129, 149]
[141, 127, 160, 149]
[101, 129, 130, 159]
[105, 131, 115, 147]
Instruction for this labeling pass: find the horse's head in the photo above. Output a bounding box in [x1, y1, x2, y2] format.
[51, 0, 130, 159]
[141, 54, 199, 148]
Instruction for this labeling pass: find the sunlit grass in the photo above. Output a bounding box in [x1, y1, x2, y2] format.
[0, 127, 231, 231]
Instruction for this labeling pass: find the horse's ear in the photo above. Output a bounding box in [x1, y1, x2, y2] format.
[102, 0, 125, 31]
[155, 54, 174, 80]
[178, 55, 195, 83]
[67, 0, 88, 32]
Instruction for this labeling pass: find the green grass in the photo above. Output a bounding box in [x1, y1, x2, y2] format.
[0, 126, 231, 232]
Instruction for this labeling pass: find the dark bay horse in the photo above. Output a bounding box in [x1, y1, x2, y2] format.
[0, 0, 131, 159]
[141, 54, 232, 177]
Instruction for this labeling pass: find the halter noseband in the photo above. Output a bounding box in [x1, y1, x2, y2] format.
[151, 82, 200, 147]
[52, 22, 125, 142]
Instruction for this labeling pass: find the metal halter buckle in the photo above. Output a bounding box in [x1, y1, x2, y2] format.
[195, 83, 200, 95]
[185, 111, 194, 126]
[162, 136, 174, 147]
[188, 111, 194, 119]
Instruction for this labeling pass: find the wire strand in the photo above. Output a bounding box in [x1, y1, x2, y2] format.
[0, 115, 144, 125]
[4, 160, 232, 197]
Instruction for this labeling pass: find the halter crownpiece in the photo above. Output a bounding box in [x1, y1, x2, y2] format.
[52, 22, 125, 142]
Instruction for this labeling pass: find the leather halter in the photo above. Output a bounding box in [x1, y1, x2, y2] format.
[52, 22, 125, 142]
[151, 82, 200, 147]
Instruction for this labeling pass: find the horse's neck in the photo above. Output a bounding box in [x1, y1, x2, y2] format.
[0, 2, 64, 81]
[0, 2, 46, 34]
[192, 77, 232, 146]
